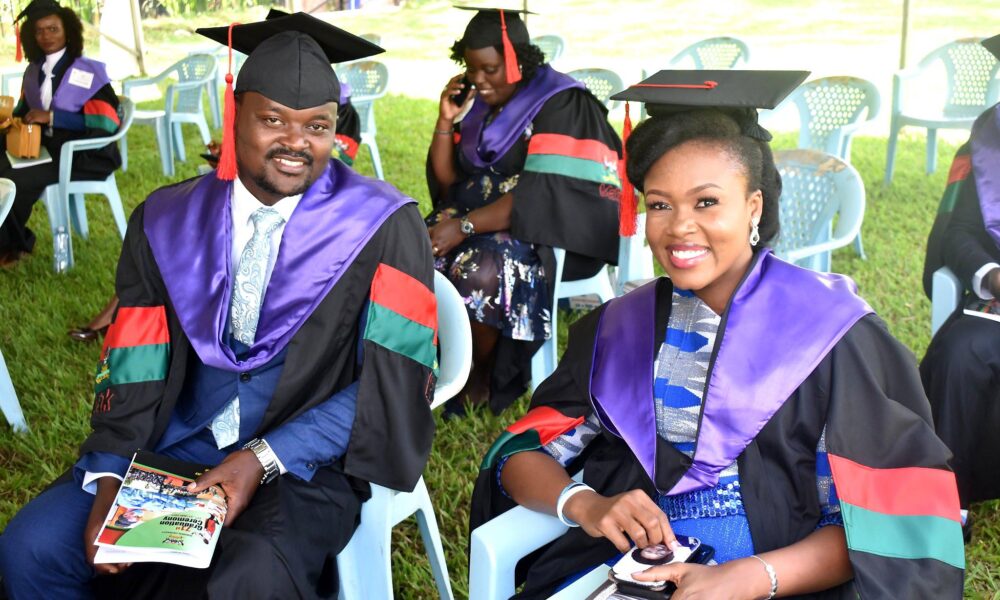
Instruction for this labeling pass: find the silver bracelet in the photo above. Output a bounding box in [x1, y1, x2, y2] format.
[433, 128, 452, 135]
[555, 482, 593, 527]
[750, 554, 778, 600]
[243, 438, 280, 485]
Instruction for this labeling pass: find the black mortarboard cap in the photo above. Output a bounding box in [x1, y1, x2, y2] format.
[15, 0, 61, 24]
[611, 69, 809, 118]
[195, 13, 383, 180]
[456, 6, 532, 49]
[611, 70, 808, 237]
[195, 12, 383, 109]
[983, 34, 1000, 61]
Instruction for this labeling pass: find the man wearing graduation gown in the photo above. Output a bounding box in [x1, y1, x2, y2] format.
[0, 13, 436, 599]
[920, 33, 1000, 508]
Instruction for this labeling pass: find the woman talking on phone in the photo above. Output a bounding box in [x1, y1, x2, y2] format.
[0, 0, 121, 267]
[426, 7, 621, 415]
[471, 71, 965, 599]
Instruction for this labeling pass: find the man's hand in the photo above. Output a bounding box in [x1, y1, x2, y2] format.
[84, 477, 131, 575]
[188, 449, 264, 527]
[563, 488, 676, 552]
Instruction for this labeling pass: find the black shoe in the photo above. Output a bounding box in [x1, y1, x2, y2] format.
[441, 396, 467, 422]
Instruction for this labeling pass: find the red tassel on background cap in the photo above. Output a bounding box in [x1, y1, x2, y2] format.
[618, 102, 636, 237]
[216, 22, 239, 181]
[499, 10, 521, 84]
[14, 25, 22, 63]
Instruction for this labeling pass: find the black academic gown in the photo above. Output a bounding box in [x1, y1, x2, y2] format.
[473, 277, 964, 599]
[920, 111, 1000, 505]
[76, 176, 436, 597]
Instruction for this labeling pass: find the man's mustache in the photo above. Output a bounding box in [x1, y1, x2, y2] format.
[266, 147, 313, 165]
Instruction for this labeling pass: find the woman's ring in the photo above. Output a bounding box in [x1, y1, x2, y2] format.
[433, 246, 439, 253]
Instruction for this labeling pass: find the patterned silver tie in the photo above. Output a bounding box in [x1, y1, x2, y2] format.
[211, 207, 285, 449]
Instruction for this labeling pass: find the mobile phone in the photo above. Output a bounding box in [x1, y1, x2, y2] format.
[451, 75, 473, 106]
[609, 536, 704, 597]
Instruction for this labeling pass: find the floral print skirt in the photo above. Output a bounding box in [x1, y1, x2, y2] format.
[432, 222, 550, 342]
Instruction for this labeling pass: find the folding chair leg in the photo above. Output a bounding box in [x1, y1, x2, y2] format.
[852, 231, 866, 260]
[883, 118, 901, 186]
[69, 194, 88, 239]
[0, 349, 27, 433]
[926, 128, 938, 174]
[366, 137, 384, 180]
[172, 122, 187, 162]
[412, 479, 454, 600]
[105, 176, 127, 239]
[155, 118, 174, 177]
[120, 134, 129, 172]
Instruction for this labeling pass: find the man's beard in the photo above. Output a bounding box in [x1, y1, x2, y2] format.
[253, 147, 316, 197]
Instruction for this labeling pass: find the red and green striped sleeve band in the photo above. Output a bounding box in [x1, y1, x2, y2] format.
[828, 454, 965, 569]
[939, 150, 971, 215]
[83, 99, 120, 134]
[334, 134, 359, 166]
[480, 406, 585, 470]
[523, 133, 622, 187]
[363, 263, 438, 370]
[95, 306, 170, 393]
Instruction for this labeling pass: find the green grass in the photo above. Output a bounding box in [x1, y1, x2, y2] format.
[0, 91, 997, 598]
[1, 2, 1000, 596]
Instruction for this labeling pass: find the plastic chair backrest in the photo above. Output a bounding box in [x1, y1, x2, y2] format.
[531, 34, 565, 63]
[0, 178, 14, 224]
[567, 68, 624, 108]
[60, 96, 134, 171]
[1, 69, 22, 97]
[340, 60, 389, 99]
[772, 149, 865, 271]
[787, 76, 880, 158]
[171, 53, 217, 114]
[670, 36, 749, 69]
[431, 270, 472, 409]
[917, 38, 1000, 119]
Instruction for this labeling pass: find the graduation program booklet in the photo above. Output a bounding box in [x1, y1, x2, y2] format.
[963, 298, 1000, 323]
[93, 451, 227, 569]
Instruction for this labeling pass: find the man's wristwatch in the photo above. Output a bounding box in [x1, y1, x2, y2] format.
[243, 438, 280, 485]
[459, 216, 476, 236]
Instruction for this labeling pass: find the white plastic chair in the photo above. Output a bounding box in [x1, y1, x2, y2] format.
[931, 266, 962, 335]
[884, 38, 1000, 184]
[339, 60, 389, 180]
[566, 68, 624, 109]
[669, 36, 750, 69]
[468, 471, 583, 600]
[121, 53, 217, 177]
[531, 35, 565, 64]
[614, 213, 655, 295]
[190, 46, 247, 129]
[772, 149, 866, 273]
[336, 270, 470, 600]
[0, 178, 27, 433]
[41, 97, 134, 273]
[1, 68, 23, 97]
[531, 248, 615, 391]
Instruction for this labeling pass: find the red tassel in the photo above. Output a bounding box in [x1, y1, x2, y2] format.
[215, 23, 239, 181]
[15, 25, 22, 63]
[618, 102, 636, 237]
[499, 11, 521, 84]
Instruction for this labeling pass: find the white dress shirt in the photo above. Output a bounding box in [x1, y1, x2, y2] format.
[40, 47, 66, 111]
[973, 262, 1000, 300]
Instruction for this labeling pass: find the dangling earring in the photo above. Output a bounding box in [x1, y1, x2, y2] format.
[749, 218, 761, 247]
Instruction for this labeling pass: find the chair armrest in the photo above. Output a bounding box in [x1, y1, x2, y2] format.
[931, 266, 962, 335]
[469, 505, 569, 600]
[892, 68, 920, 114]
[122, 72, 169, 95]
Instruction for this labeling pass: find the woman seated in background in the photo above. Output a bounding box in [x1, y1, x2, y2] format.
[471, 71, 965, 599]
[426, 7, 621, 415]
[0, 0, 121, 268]
[920, 33, 1000, 517]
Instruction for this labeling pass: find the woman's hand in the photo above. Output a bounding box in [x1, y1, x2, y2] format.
[427, 218, 466, 257]
[438, 73, 474, 123]
[632, 561, 766, 600]
[23, 109, 50, 125]
[563, 488, 676, 552]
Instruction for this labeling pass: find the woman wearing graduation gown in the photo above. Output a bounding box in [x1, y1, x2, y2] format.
[471, 71, 965, 599]
[0, 0, 121, 266]
[426, 8, 621, 412]
[919, 34, 1000, 510]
